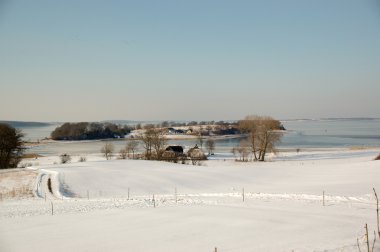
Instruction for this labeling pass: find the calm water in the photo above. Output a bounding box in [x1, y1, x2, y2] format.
[20, 119, 380, 156]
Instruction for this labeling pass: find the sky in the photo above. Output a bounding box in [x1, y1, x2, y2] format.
[0, 0, 380, 122]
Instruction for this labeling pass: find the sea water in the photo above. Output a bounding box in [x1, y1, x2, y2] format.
[21, 119, 380, 155]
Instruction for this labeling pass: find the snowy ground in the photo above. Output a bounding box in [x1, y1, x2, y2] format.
[1, 149, 380, 251]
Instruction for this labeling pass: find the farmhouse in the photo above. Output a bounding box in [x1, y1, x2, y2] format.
[162, 146, 185, 162]
[167, 128, 185, 135]
[165, 146, 184, 154]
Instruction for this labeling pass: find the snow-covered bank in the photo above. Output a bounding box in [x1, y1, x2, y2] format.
[1, 201, 377, 252]
[1, 149, 380, 252]
[28, 149, 380, 197]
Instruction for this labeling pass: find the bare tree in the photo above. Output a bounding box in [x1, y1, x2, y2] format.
[119, 147, 128, 159]
[232, 139, 250, 162]
[143, 124, 155, 130]
[126, 140, 139, 159]
[206, 125, 213, 135]
[140, 129, 153, 160]
[238, 115, 283, 161]
[101, 142, 114, 160]
[151, 129, 167, 160]
[197, 132, 204, 149]
[206, 138, 215, 156]
[139, 128, 166, 160]
[161, 121, 169, 128]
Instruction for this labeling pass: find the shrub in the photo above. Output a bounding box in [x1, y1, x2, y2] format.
[187, 145, 207, 165]
[101, 142, 114, 160]
[375, 153, 380, 160]
[60, 154, 71, 164]
[78, 156, 87, 162]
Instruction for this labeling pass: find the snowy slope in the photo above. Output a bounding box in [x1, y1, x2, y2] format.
[1, 150, 380, 252]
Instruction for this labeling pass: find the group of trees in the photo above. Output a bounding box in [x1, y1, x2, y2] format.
[134, 120, 239, 131]
[119, 140, 139, 159]
[233, 115, 284, 162]
[0, 115, 284, 169]
[138, 128, 211, 164]
[0, 123, 24, 169]
[134, 116, 283, 162]
[51, 122, 132, 140]
[98, 140, 140, 160]
[139, 128, 167, 160]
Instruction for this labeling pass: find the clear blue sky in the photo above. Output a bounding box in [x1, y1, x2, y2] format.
[1, 0, 379, 122]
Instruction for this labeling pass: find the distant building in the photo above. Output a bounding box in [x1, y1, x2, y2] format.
[165, 146, 184, 154]
[167, 128, 185, 135]
[163, 145, 185, 162]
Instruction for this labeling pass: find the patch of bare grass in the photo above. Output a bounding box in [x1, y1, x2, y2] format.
[22, 153, 43, 159]
[0, 169, 38, 200]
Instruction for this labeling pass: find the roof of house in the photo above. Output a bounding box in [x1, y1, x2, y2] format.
[165, 146, 184, 153]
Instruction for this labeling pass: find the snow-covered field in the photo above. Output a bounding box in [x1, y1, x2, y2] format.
[1, 150, 380, 251]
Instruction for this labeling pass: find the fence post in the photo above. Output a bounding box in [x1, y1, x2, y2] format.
[242, 188, 245, 202]
[365, 223, 370, 252]
[175, 187, 177, 203]
[153, 194, 156, 208]
[51, 201, 54, 216]
[323, 191, 325, 206]
[128, 188, 130, 200]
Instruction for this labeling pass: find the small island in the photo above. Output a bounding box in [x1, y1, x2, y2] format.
[51, 122, 131, 140]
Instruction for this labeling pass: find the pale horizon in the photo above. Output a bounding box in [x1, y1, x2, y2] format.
[1, 0, 379, 122]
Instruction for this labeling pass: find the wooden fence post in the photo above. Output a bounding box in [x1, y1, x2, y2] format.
[128, 188, 130, 200]
[365, 223, 370, 252]
[323, 191, 325, 206]
[51, 201, 54, 216]
[175, 187, 177, 203]
[242, 188, 245, 202]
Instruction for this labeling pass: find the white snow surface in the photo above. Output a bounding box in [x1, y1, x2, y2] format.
[1, 149, 380, 252]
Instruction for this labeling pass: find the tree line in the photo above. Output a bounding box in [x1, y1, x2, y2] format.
[0, 115, 286, 169]
[135, 120, 238, 130]
[51, 122, 132, 140]
[232, 115, 284, 161]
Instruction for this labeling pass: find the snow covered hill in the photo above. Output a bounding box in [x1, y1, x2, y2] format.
[1, 150, 380, 252]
